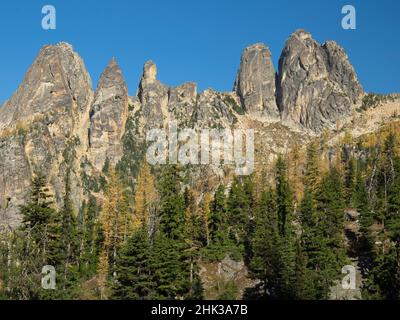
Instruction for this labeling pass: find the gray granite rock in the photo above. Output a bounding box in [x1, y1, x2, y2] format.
[234, 43, 279, 119]
[277, 30, 363, 131]
[89, 58, 129, 171]
[0, 43, 93, 227]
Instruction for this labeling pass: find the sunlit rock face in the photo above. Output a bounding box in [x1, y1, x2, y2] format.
[234, 43, 279, 119]
[89, 58, 129, 171]
[277, 30, 363, 131]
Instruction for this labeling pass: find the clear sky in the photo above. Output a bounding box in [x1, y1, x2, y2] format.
[0, 0, 399, 104]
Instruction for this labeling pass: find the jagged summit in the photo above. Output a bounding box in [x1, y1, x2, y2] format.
[0, 30, 375, 227]
[290, 29, 313, 40]
[89, 57, 129, 171]
[277, 29, 363, 131]
[95, 57, 126, 91]
[0, 41, 93, 131]
[141, 60, 157, 83]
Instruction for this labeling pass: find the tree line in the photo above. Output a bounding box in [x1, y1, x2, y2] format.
[0, 132, 400, 300]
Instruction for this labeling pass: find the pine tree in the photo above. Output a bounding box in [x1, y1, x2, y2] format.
[80, 196, 101, 278]
[227, 177, 251, 247]
[150, 233, 190, 299]
[314, 167, 348, 296]
[275, 155, 293, 236]
[60, 173, 79, 286]
[354, 170, 374, 251]
[250, 188, 280, 297]
[274, 156, 297, 299]
[182, 187, 204, 298]
[386, 155, 400, 243]
[6, 173, 58, 299]
[299, 189, 330, 299]
[20, 173, 55, 263]
[158, 165, 185, 241]
[209, 185, 227, 246]
[111, 229, 154, 300]
[304, 141, 320, 194]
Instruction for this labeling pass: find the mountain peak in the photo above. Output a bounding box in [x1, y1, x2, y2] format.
[278, 30, 363, 131]
[142, 60, 157, 83]
[290, 29, 313, 40]
[0, 41, 92, 131]
[234, 41, 279, 118]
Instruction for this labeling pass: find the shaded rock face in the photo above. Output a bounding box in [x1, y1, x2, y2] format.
[234, 44, 279, 118]
[89, 59, 129, 171]
[277, 30, 363, 131]
[0, 135, 31, 229]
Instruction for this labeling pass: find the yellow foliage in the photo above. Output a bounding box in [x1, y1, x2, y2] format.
[201, 192, 212, 246]
[99, 168, 130, 285]
[132, 161, 158, 231]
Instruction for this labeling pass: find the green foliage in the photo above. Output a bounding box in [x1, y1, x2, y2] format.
[359, 93, 386, 111]
[158, 165, 186, 240]
[216, 280, 239, 300]
[116, 111, 147, 188]
[79, 196, 102, 278]
[209, 185, 227, 246]
[249, 188, 280, 297]
[112, 229, 154, 300]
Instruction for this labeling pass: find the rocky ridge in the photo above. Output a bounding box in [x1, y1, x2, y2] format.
[0, 30, 394, 229]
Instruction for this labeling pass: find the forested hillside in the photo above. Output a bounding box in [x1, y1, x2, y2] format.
[1, 122, 400, 300]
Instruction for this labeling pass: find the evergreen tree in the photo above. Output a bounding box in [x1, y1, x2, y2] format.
[250, 188, 280, 297]
[80, 196, 101, 278]
[299, 189, 332, 299]
[314, 167, 348, 296]
[150, 233, 190, 299]
[304, 142, 320, 194]
[275, 155, 293, 236]
[354, 170, 374, 251]
[227, 177, 251, 247]
[274, 156, 297, 299]
[20, 173, 55, 262]
[199, 192, 212, 246]
[209, 185, 227, 246]
[158, 165, 185, 241]
[112, 229, 154, 300]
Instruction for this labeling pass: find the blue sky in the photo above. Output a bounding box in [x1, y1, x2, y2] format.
[0, 0, 399, 104]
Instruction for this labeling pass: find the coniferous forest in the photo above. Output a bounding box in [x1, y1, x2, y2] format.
[1, 126, 400, 301]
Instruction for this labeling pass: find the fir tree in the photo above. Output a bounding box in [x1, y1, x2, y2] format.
[150, 233, 190, 299]
[209, 185, 227, 246]
[158, 165, 185, 241]
[354, 170, 374, 251]
[250, 188, 280, 297]
[227, 177, 251, 247]
[304, 141, 320, 194]
[112, 229, 154, 300]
